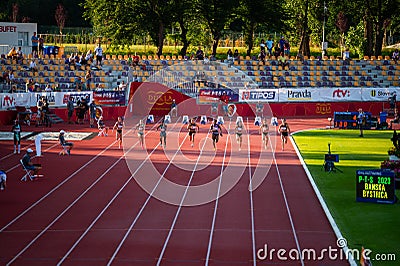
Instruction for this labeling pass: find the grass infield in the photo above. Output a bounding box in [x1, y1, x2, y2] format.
[292, 129, 400, 265]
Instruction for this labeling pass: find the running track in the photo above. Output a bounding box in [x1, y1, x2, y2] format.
[0, 118, 349, 265]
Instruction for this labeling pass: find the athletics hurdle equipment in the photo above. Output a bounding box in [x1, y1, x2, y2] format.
[147, 115, 154, 124]
[182, 115, 189, 124]
[217, 116, 224, 125]
[200, 115, 207, 125]
[236, 116, 243, 125]
[254, 116, 262, 126]
[164, 115, 171, 124]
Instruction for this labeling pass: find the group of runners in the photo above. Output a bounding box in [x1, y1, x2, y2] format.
[132, 116, 291, 151]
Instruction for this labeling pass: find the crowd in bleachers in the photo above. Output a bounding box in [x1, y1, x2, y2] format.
[0, 47, 130, 93]
[1, 47, 400, 93]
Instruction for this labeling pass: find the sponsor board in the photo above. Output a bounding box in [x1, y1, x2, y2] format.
[239, 89, 278, 102]
[279, 88, 317, 102]
[362, 88, 400, 101]
[320, 87, 362, 102]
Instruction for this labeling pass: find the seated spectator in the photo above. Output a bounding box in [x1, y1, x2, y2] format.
[59, 130, 74, 155]
[29, 59, 38, 72]
[44, 84, 52, 92]
[21, 148, 41, 177]
[7, 47, 18, 60]
[233, 49, 239, 61]
[85, 70, 92, 89]
[203, 56, 210, 64]
[133, 55, 140, 66]
[74, 77, 83, 91]
[227, 49, 233, 60]
[85, 50, 93, 64]
[8, 70, 15, 84]
[260, 39, 266, 54]
[274, 45, 281, 57]
[392, 49, 399, 64]
[118, 80, 127, 91]
[68, 54, 76, 66]
[25, 78, 35, 92]
[8, 85, 17, 93]
[79, 53, 87, 66]
[196, 47, 204, 60]
[278, 53, 289, 70]
[16, 47, 24, 62]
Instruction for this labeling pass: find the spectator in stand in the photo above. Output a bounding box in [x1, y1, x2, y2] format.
[133, 55, 140, 66]
[258, 50, 266, 65]
[94, 43, 103, 67]
[392, 49, 399, 64]
[278, 53, 289, 70]
[8, 85, 17, 93]
[79, 53, 87, 66]
[25, 78, 35, 92]
[16, 47, 24, 62]
[68, 54, 76, 67]
[118, 80, 127, 91]
[31, 32, 39, 56]
[274, 44, 281, 57]
[38, 34, 44, 57]
[8, 70, 15, 85]
[266, 37, 274, 56]
[343, 48, 351, 61]
[227, 49, 233, 61]
[74, 53, 82, 67]
[44, 84, 52, 92]
[85, 70, 92, 89]
[7, 47, 18, 60]
[284, 40, 290, 56]
[29, 59, 38, 72]
[233, 49, 239, 62]
[74, 77, 83, 91]
[260, 39, 266, 54]
[279, 36, 286, 53]
[196, 47, 204, 60]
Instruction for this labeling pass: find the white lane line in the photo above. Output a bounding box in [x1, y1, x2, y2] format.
[5, 122, 163, 266]
[155, 130, 211, 266]
[246, 118, 257, 266]
[107, 125, 189, 266]
[289, 135, 357, 266]
[0, 117, 157, 233]
[270, 137, 305, 266]
[205, 121, 231, 266]
[57, 118, 183, 265]
[1, 143, 35, 161]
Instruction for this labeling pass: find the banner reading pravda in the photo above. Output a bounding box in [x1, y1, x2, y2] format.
[123, 61, 275, 207]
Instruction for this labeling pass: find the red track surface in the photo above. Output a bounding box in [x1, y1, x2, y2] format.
[0, 118, 349, 265]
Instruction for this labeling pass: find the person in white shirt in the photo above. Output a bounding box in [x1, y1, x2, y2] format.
[44, 84, 52, 92]
[94, 43, 103, 67]
[29, 60, 37, 72]
[118, 80, 127, 91]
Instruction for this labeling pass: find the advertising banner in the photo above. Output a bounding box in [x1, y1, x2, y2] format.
[319, 87, 362, 102]
[238, 89, 279, 102]
[278, 88, 319, 102]
[198, 88, 239, 104]
[93, 91, 126, 105]
[361, 87, 400, 101]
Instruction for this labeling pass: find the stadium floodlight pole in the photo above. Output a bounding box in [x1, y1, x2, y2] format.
[322, 1, 327, 57]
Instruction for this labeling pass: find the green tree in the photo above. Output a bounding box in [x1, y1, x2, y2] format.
[195, 0, 240, 56]
[235, 0, 285, 56]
